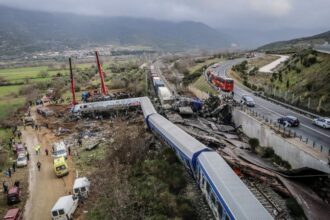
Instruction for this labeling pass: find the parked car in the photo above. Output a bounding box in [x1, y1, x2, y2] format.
[313, 117, 330, 129]
[277, 116, 300, 127]
[16, 153, 28, 167]
[7, 187, 21, 205]
[3, 208, 23, 220]
[241, 95, 255, 107]
[51, 195, 78, 220]
[23, 117, 34, 126]
[13, 144, 25, 155]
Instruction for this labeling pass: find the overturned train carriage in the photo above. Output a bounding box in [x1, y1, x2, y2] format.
[72, 97, 273, 220]
[71, 98, 141, 115]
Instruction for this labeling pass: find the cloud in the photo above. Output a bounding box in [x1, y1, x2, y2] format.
[0, 0, 328, 31]
[247, 0, 292, 16]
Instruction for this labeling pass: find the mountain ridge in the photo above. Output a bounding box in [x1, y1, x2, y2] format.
[0, 5, 229, 55]
[257, 30, 330, 51]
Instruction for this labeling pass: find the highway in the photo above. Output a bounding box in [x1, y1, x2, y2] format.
[214, 59, 330, 152]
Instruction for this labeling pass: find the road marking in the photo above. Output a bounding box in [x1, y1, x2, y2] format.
[300, 124, 330, 139]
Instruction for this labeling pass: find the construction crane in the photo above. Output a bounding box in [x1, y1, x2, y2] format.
[69, 57, 77, 105]
[95, 51, 108, 95]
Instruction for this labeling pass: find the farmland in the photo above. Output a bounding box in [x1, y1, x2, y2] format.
[0, 63, 78, 120]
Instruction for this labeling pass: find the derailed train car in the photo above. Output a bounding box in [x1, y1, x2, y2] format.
[141, 97, 272, 220]
[72, 97, 273, 220]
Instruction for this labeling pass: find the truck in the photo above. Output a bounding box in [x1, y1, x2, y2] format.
[157, 87, 174, 108]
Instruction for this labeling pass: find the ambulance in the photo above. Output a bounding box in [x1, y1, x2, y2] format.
[53, 157, 68, 177]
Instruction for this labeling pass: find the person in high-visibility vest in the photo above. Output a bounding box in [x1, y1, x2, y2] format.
[35, 145, 41, 155]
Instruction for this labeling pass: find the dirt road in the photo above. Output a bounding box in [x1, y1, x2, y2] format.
[22, 125, 75, 220]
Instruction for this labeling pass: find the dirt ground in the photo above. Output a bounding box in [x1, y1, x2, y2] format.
[22, 111, 75, 220]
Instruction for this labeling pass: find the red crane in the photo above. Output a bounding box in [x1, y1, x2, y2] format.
[95, 51, 108, 95]
[69, 57, 77, 105]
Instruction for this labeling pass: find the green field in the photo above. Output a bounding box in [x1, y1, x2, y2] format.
[188, 58, 222, 73]
[0, 85, 21, 96]
[0, 66, 48, 81]
[192, 75, 217, 95]
[0, 97, 25, 119]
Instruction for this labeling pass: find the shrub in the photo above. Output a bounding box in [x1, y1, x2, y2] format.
[262, 147, 274, 158]
[38, 70, 49, 78]
[272, 155, 291, 169]
[248, 138, 259, 152]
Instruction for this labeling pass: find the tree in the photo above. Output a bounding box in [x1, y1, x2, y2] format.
[286, 79, 290, 89]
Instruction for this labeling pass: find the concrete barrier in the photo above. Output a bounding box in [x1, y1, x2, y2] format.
[232, 108, 330, 174]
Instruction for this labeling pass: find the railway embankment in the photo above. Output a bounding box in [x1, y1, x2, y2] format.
[232, 108, 330, 174]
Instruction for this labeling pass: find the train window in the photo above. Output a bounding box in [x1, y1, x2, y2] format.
[206, 181, 211, 193]
[201, 174, 205, 187]
[217, 202, 223, 218]
[210, 193, 216, 205]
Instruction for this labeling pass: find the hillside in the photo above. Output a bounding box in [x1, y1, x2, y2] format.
[258, 30, 330, 52]
[0, 5, 229, 55]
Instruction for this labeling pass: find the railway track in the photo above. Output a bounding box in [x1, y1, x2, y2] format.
[242, 179, 289, 219]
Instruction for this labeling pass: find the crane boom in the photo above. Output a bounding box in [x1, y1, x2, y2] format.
[95, 51, 108, 95]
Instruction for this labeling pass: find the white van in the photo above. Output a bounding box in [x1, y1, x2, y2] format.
[73, 177, 91, 199]
[52, 141, 68, 159]
[51, 195, 78, 220]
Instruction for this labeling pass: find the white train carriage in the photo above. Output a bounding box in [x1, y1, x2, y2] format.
[71, 98, 141, 114]
[147, 113, 209, 172]
[196, 151, 273, 220]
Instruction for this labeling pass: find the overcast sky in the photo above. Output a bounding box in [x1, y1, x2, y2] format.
[0, 0, 329, 32]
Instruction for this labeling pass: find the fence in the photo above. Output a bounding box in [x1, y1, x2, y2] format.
[237, 104, 330, 157]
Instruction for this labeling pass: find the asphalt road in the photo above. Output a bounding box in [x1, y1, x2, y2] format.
[214, 59, 330, 152]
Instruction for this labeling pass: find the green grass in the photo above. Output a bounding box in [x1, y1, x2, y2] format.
[0, 97, 25, 119]
[0, 66, 69, 83]
[0, 66, 48, 80]
[192, 76, 217, 95]
[0, 85, 21, 96]
[188, 58, 222, 73]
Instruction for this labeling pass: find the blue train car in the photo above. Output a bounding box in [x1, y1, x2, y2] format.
[196, 151, 272, 220]
[147, 113, 209, 173]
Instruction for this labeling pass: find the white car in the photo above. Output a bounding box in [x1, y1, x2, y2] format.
[16, 153, 28, 167]
[313, 118, 330, 129]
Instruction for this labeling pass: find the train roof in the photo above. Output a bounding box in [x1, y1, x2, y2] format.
[148, 114, 208, 159]
[140, 97, 157, 117]
[198, 151, 273, 220]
